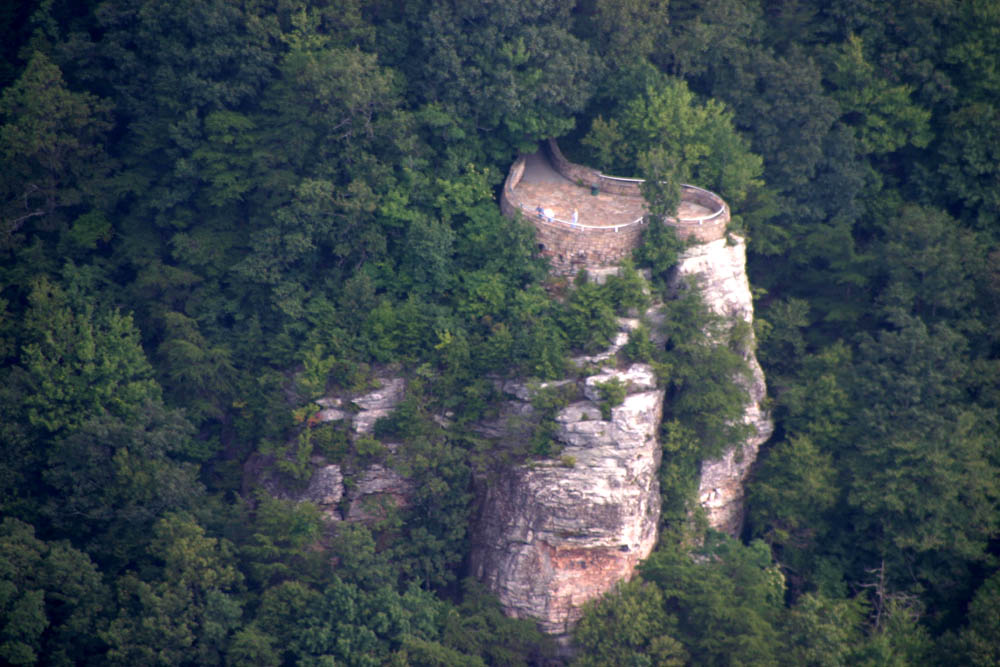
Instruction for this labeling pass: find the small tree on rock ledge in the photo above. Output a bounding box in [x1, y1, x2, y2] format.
[639, 146, 683, 219]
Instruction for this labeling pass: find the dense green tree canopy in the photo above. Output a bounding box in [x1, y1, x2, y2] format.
[0, 0, 998, 664]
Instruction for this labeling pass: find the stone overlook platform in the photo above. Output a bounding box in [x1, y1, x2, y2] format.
[501, 139, 729, 275]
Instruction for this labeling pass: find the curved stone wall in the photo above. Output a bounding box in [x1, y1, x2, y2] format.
[544, 139, 730, 244]
[672, 185, 730, 243]
[545, 139, 641, 196]
[502, 141, 731, 274]
[501, 156, 648, 276]
[533, 216, 647, 277]
[499, 155, 527, 220]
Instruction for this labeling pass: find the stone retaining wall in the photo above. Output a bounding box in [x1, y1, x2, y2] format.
[501, 156, 647, 276]
[672, 185, 730, 242]
[502, 141, 730, 274]
[546, 139, 641, 196]
[672, 211, 729, 244]
[500, 156, 527, 220]
[532, 217, 647, 277]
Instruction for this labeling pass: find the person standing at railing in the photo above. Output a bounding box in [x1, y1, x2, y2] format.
[572, 209, 578, 226]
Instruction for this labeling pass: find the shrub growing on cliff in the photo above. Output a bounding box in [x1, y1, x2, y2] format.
[528, 383, 577, 458]
[656, 285, 753, 459]
[594, 377, 627, 420]
[622, 323, 656, 363]
[559, 281, 618, 354]
[579, 76, 764, 206]
[604, 259, 651, 315]
[633, 220, 685, 293]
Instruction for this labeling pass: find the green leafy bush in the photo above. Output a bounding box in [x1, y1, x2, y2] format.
[594, 377, 627, 420]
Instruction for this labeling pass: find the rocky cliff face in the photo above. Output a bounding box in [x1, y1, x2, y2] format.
[251, 375, 413, 523]
[468, 236, 772, 634]
[255, 235, 770, 637]
[673, 236, 773, 535]
[469, 325, 664, 636]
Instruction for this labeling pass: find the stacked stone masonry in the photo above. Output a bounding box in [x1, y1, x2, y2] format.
[532, 217, 647, 277]
[500, 140, 730, 275]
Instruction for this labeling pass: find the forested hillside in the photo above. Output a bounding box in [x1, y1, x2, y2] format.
[1, 1, 998, 665]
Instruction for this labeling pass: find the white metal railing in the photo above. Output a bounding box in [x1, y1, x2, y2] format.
[600, 175, 644, 183]
[516, 202, 646, 233]
[677, 209, 727, 225]
[542, 139, 728, 226]
[676, 184, 728, 224]
[506, 169, 727, 230]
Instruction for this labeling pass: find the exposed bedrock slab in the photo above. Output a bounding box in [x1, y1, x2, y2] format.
[674, 236, 774, 535]
[311, 376, 406, 435]
[470, 373, 664, 636]
[257, 462, 345, 522]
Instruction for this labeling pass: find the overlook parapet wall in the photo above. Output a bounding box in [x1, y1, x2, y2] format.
[545, 139, 730, 244]
[501, 156, 647, 276]
[501, 141, 730, 275]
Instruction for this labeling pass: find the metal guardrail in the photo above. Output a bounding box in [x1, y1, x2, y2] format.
[542, 138, 728, 226]
[511, 187, 725, 230]
[516, 202, 646, 233]
[600, 175, 644, 183]
[676, 184, 728, 225]
[505, 148, 727, 230]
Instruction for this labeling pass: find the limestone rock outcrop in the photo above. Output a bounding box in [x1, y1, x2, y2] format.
[469, 350, 664, 635]
[673, 236, 773, 535]
[252, 233, 771, 637]
[312, 376, 406, 435]
[343, 460, 413, 522]
[250, 376, 413, 523]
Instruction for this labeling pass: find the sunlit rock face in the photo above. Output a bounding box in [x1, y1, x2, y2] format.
[469, 235, 773, 634]
[673, 236, 773, 535]
[256, 234, 771, 637]
[469, 353, 664, 636]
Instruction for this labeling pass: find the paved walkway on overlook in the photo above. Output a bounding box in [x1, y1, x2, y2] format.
[514, 151, 715, 228]
[514, 152, 645, 228]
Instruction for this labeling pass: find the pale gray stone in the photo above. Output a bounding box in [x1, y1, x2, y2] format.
[351, 376, 406, 433]
[554, 402, 603, 423]
[259, 464, 344, 522]
[501, 379, 574, 402]
[582, 364, 657, 401]
[353, 409, 392, 434]
[345, 464, 413, 522]
[315, 408, 348, 423]
[301, 465, 344, 506]
[315, 397, 342, 408]
[470, 364, 664, 636]
[352, 377, 405, 411]
[673, 236, 773, 535]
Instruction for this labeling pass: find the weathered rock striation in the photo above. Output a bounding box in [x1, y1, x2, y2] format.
[253, 233, 771, 637]
[469, 235, 772, 634]
[469, 339, 664, 636]
[673, 236, 773, 535]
